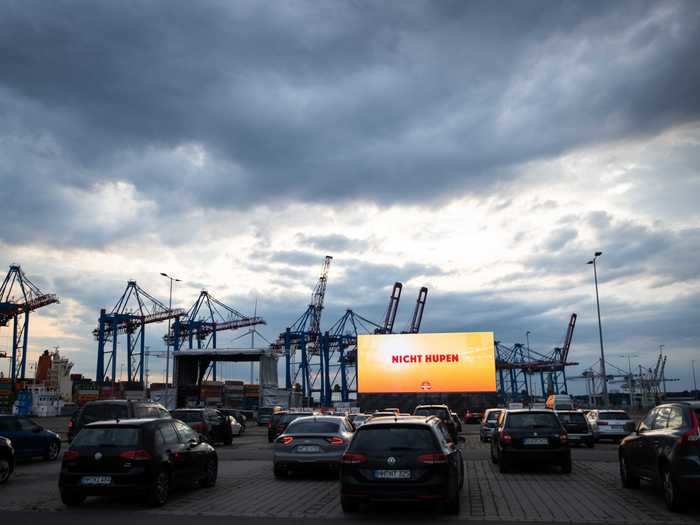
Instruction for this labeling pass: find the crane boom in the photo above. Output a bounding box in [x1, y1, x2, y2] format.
[407, 287, 428, 333]
[560, 313, 577, 363]
[308, 256, 332, 338]
[377, 282, 402, 334]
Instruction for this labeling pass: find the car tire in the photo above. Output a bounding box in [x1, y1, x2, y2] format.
[619, 454, 639, 489]
[201, 457, 218, 488]
[586, 440, 595, 449]
[661, 464, 687, 512]
[490, 444, 498, 464]
[341, 496, 360, 513]
[148, 470, 170, 507]
[0, 458, 13, 484]
[273, 465, 288, 479]
[561, 454, 572, 474]
[60, 490, 86, 506]
[445, 491, 461, 515]
[224, 435, 233, 446]
[45, 440, 60, 461]
[498, 453, 509, 473]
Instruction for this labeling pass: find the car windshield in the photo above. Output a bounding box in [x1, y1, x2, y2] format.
[81, 404, 129, 424]
[486, 411, 501, 422]
[72, 427, 141, 447]
[414, 408, 448, 418]
[286, 420, 340, 433]
[508, 413, 560, 430]
[558, 413, 587, 425]
[598, 412, 630, 420]
[351, 426, 436, 452]
[171, 411, 202, 422]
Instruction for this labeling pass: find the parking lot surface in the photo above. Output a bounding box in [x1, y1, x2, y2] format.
[2, 424, 698, 524]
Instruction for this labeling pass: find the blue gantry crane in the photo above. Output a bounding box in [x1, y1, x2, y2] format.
[495, 313, 578, 401]
[0, 265, 59, 388]
[94, 281, 185, 386]
[167, 290, 266, 380]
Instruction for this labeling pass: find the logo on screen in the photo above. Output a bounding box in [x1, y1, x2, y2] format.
[420, 380, 432, 391]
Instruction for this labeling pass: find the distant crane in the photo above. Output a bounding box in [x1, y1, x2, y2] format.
[404, 286, 428, 334]
[0, 265, 59, 388]
[375, 282, 402, 334]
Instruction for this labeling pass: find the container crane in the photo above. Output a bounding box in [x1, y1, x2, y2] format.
[0, 265, 59, 388]
[375, 282, 402, 334]
[404, 286, 428, 334]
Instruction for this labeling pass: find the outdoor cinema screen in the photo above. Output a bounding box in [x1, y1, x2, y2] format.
[357, 332, 496, 394]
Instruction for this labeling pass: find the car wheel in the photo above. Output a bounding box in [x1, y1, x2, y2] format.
[490, 444, 498, 464]
[619, 454, 639, 488]
[445, 491, 461, 515]
[341, 496, 360, 513]
[273, 465, 288, 479]
[224, 435, 233, 446]
[45, 440, 60, 461]
[148, 470, 170, 507]
[498, 453, 510, 473]
[60, 490, 86, 506]
[662, 464, 687, 512]
[201, 457, 218, 488]
[561, 454, 572, 474]
[586, 440, 595, 449]
[0, 458, 12, 484]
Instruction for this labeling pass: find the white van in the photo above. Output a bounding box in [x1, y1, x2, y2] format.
[546, 395, 574, 411]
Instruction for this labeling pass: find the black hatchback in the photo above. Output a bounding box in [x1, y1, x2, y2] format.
[619, 401, 700, 512]
[59, 418, 218, 507]
[340, 416, 463, 514]
[68, 400, 171, 442]
[490, 409, 571, 473]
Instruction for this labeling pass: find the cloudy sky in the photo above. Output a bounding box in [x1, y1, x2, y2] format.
[1, 1, 699, 394]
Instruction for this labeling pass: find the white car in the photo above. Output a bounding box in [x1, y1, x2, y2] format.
[586, 410, 634, 442]
[230, 416, 243, 437]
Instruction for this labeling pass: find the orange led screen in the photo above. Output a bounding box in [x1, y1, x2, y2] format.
[357, 332, 496, 393]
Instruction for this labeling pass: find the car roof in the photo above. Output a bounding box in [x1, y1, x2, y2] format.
[287, 415, 345, 423]
[415, 404, 448, 409]
[362, 415, 436, 427]
[85, 418, 163, 427]
[555, 409, 584, 413]
[506, 409, 557, 415]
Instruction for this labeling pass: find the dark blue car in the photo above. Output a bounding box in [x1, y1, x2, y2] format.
[0, 415, 61, 461]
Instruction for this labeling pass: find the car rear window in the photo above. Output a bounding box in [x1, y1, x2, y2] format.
[598, 412, 630, 420]
[171, 411, 203, 422]
[73, 427, 141, 447]
[351, 426, 437, 452]
[507, 413, 561, 430]
[414, 408, 448, 418]
[486, 411, 501, 422]
[558, 413, 587, 425]
[286, 420, 340, 433]
[81, 404, 129, 424]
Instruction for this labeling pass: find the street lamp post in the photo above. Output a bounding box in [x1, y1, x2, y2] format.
[587, 252, 609, 407]
[160, 272, 181, 408]
[526, 331, 532, 400]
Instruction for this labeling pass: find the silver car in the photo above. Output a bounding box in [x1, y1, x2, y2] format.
[586, 410, 634, 442]
[273, 415, 354, 478]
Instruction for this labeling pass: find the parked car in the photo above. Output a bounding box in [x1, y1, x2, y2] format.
[340, 415, 463, 514]
[273, 416, 354, 478]
[479, 409, 503, 442]
[382, 408, 400, 415]
[257, 406, 282, 426]
[464, 409, 483, 424]
[556, 410, 595, 448]
[370, 411, 398, 419]
[586, 410, 634, 442]
[68, 400, 170, 442]
[619, 401, 700, 512]
[490, 409, 571, 474]
[170, 408, 235, 445]
[413, 405, 459, 442]
[347, 413, 370, 428]
[0, 436, 15, 484]
[0, 415, 61, 461]
[268, 411, 308, 443]
[218, 409, 247, 433]
[451, 412, 463, 433]
[546, 394, 575, 411]
[58, 418, 218, 507]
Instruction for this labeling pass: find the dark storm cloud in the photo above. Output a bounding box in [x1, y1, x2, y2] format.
[1, 1, 699, 246]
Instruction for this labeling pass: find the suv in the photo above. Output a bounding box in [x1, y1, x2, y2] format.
[413, 405, 459, 441]
[68, 400, 170, 442]
[340, 415, 463, 514]
[586, 410, 634, 442]
[268, 411, 308, 443]
[556, 410, 594, 448]
[490, 409, 571, 473]
[170, 408, 235, 445]
[619, 401, 700, 512]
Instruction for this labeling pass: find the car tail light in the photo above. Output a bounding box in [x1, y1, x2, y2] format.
[326, 436, 345, 446]
[279, 436, 294, 445]
[500, 431, 512, 445]
[418, 453, 448, 464]
[341, 452, 367, 464]
[268, 422, 272, 429]
[68, 420, 73, 429]
[63, 450, 79, 461]
[560, 431, 568, 445]
[679, 410, 700, 447]
[119, 449, 152, 460]
[191, 422, 206, 431]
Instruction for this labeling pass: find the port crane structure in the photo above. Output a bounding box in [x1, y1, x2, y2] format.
[0, 265, 59, 388]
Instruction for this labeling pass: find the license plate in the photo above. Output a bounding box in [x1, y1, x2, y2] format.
[523, 438, 548, 445]
[374, 469, 411, 480]
[296, 445, 321, 453]
[80, 475, 111, 485]
[611, 425, 623, 430]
